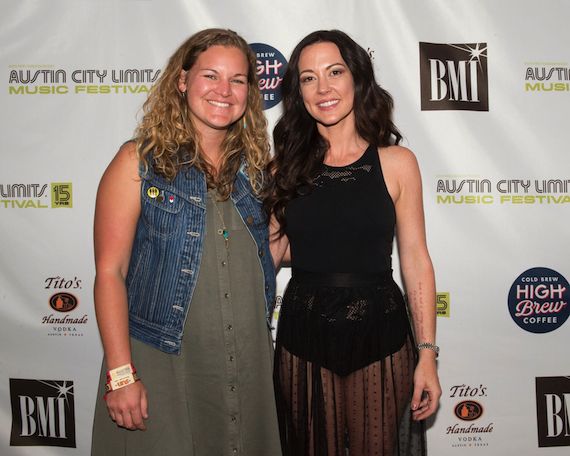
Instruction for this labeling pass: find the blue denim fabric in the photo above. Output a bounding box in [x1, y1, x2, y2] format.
[126, 162, 276, 354]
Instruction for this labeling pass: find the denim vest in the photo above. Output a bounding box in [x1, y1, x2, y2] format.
[126, 162, 276, 354]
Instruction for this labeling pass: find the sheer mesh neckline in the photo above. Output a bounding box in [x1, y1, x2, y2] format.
[322, 144, 372, 169]
[315, 145, 374, 186]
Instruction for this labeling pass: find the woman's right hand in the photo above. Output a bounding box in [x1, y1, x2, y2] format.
[105, 380, 149, 430]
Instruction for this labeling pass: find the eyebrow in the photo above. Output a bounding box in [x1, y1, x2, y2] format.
[199, 68, 248, 78]
[299, 62, 346, 75]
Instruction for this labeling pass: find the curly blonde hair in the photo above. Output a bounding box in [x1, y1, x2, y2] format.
[135, 28, 269, 199]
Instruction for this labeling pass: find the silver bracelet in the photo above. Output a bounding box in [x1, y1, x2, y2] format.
[417, 342, 439, 357]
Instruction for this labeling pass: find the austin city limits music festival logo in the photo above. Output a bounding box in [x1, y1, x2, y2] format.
[420, 42, 488, 111]
[249, 43, 287, 110]
[524, 62, 570, 93]
[508, 267, 569, 333]
[10, 379, 76, 448]
[1, 182, 73, 209]
[536, 376, 570, 447]
[435, 177, 570, 206]
[8, 65, 161, 95]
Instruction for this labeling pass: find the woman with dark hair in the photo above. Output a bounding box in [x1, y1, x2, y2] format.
[265, 30, 441, 455]
[91, 29, 281, 455]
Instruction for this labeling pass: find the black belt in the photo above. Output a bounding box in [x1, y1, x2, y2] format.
[291, 268, 392, 287]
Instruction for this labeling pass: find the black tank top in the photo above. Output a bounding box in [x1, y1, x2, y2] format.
[285, 145, 396, 273]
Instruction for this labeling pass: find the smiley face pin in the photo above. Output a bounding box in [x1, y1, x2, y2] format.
[147, 186, 160, 199]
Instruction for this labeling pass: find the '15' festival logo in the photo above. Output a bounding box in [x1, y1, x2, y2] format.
[419, 42, 488, 111]
[508, 267, 569, 333]
[446, 383, 493, 449]
[10, 379, 76, 448]
[249, 43, 287, 110]
[1, 183, 72, 209]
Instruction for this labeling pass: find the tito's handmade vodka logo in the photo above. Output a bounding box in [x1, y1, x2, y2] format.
[420, 42, 488, 111]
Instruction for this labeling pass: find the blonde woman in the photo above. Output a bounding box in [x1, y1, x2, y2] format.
[91, 29, 280, 455]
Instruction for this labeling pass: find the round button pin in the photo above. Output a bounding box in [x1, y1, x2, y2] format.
[147, 186, 160, 198]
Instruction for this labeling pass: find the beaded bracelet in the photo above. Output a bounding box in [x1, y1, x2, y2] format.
[417, 342, 440, 358]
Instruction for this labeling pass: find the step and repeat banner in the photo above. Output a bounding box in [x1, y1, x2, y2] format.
[1, 1, 568, 454]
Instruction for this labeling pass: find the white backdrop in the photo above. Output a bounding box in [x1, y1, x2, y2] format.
[1, 1, 569, 454]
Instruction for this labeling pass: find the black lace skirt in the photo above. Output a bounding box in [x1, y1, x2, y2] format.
[274, 269, 426, 456]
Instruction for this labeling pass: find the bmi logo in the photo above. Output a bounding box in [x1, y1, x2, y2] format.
[419, 42, 488, 111]
[10, 378, 76, 447]
[536, 376, 570, 447]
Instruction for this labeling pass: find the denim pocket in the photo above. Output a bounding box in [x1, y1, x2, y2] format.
[140, 180, 184, 238]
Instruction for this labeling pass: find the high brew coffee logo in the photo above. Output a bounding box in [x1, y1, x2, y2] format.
[508, 267, 569, 333]
[249, 43, 287, 110]
[9, 379, 76, 447]
[536, 376, 570, 447]
[420, 42, 488, 111]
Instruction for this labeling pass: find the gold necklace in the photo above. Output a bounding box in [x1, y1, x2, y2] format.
[211, 196, 229, 249]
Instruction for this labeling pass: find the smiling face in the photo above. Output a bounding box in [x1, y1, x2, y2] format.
[178, 45, 249, 136]
[298, 41, 355, 131]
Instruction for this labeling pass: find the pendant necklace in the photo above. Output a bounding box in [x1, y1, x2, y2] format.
[211, 196, 229, 249]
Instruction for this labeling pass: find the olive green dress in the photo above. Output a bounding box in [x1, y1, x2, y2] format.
[91, 191, 281, 456]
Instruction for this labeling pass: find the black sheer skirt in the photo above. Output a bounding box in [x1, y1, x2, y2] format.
[274, 270, 426, 456]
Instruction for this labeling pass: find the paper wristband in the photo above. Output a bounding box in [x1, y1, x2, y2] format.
[105, 371, 139, 392]
[105, 363, 139, 392]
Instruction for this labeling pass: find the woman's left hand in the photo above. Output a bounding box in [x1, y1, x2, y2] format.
[411, 353, 441, 420]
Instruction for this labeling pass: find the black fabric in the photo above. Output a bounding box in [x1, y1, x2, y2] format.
[275, 145, 426, 455]
[277, 269, 409, 377]
[285, 145, 396, 274]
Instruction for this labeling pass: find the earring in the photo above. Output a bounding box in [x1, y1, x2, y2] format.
[242, 117, 247, 129]
[180, 90, 187, 98]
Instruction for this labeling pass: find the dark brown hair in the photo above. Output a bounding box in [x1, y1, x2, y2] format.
[264, 30, 402, 234]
